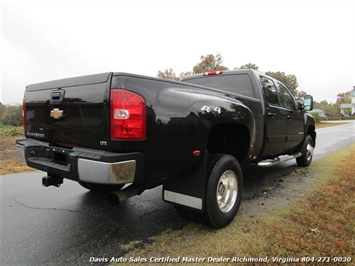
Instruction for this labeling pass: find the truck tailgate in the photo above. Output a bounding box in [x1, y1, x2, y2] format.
[24, 73, 112, 150]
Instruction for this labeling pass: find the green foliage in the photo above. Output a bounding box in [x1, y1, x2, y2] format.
[0, 103, 5, 118]
[192, 53, 229, 74]
[0, 105, 22, 126]
[310, 112, 321, 123]
[0, 124, 24, 137]
[314, 100, 341, 118]
[239, 63, 259, 70]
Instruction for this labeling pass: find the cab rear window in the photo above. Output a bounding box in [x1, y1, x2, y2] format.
[185, 74, 254, 98]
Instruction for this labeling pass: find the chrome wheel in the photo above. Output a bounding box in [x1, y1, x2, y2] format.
[296, 135, 315, 167]
[306, 142, 314, 162]
[205, 154, 243, 228]
[216, 170, 238, 213]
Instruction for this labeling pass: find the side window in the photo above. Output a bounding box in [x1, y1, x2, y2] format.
[261, 76, 279, 105]
[277, 82, 296, 110]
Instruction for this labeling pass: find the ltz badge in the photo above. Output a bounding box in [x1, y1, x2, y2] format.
[50, 108, 64, 119]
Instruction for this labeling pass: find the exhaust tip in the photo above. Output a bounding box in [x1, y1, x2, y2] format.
[105, 193, 120, 207]
[105, 184, 148, 207]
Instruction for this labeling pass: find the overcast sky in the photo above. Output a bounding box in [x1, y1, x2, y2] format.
[2, 0, 354, 104]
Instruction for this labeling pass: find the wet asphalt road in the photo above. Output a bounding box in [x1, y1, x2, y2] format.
[1, 121, 354, 265]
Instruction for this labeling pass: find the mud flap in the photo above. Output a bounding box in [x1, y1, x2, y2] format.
[162, 152, 207, 211]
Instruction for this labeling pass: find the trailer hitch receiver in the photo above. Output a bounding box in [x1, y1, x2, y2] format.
[42, 174, 63, 187]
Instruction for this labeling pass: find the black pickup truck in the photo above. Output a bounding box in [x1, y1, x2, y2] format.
[17, 69, 316, 228]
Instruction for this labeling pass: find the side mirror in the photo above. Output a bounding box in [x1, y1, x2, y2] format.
[303, 95, 313, 111]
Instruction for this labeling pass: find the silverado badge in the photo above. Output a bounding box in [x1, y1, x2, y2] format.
[50, 108, 64, 119]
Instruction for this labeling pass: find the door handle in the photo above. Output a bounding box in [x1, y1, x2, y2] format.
[268, 112, 276, 118]
[287, 115, 292, 120]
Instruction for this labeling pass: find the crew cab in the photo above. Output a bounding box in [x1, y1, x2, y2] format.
[17, 69, 316, 228]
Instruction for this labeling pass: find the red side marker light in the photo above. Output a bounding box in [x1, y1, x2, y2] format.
[193, 150, 201, 156]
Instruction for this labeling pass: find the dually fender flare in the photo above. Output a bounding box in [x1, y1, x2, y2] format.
[192, 100, 256, 150]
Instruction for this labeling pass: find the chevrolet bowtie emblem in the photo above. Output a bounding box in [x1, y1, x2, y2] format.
[50, 108, 64, 119]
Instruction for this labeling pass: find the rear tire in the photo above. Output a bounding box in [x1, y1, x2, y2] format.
[78, 181, 124, 193]
[204, 154, 243, 228]
[296, 135, 314, 167]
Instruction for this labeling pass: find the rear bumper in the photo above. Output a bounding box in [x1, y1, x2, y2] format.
[16, 138, 144, 185]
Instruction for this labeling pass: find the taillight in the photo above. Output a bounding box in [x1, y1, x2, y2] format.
[203, 71, 224, 76]
[110, 89, 146, 140]
[22, 97, 27, 131]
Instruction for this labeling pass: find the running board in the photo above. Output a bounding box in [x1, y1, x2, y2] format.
[255, 153, 302, 167]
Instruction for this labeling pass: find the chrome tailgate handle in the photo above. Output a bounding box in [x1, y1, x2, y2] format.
[50, 89, 65, 104]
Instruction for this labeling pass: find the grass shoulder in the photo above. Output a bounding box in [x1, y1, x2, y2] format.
[0, 125, 32, 175]
[316, 121, 348, 129]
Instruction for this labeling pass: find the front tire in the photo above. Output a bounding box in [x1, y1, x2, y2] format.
[204, 154, 243, 228]
[296, 135, 314, 167]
